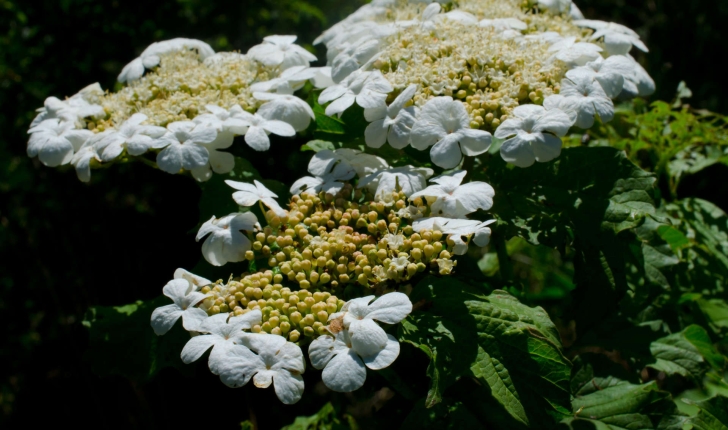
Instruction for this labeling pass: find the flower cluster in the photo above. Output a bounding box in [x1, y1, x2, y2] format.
[26, 36, 320, 182]
[313, 0, 655, 169]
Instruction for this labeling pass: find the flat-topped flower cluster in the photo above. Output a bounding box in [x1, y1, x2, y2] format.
[26, 0, 659, 409]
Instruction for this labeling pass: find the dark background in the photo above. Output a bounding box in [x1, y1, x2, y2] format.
[1, 0, 726, 428]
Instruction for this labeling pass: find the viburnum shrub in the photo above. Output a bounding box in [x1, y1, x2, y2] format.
[27, 0, 728, 428]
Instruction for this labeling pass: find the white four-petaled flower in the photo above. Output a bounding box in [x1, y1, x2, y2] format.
[574, 19, 648, 56]
[196, 212, 258, 266]
[544, 69, 614, 129]
[364, 84, 418, 149]
[247, 35, 317, 70]
[494, 104, 574, 167]
[410, 96, 492, 169]
[150, 278, 209, 335]
[308, 293, 412, 392]
[27, 119, 93, 167]
[358, 165, 434, 202]
[254, 92, 316, 132]
[319, 70, 393, 117]
[235, 111, 296, 152]
[410, 170, 495, 217]
[155, 121, 217, 174]
[98, 113, 167, 162]
[226, 180, 287, 217]
[180, 311, 262, 366]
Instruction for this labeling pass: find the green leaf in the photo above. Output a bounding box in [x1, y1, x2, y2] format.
[82, 296, 192, 382]
[685, 395, 728, 430]
[301, 139, 336, 152]
[680, 294, 728, 340]
[402, 277, 571, 427]
[400, 398, 484, 430]
[647, 325, 725, 381]
[280, 402, 353, 430]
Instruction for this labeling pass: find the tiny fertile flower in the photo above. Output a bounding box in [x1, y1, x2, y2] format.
[574, 19, 648, 56]
[254, 92, 315, 132]
[235, 111, 296, 152]
[180, 311, 262, 365]
[319, 70, 393, 117]
[410, 170, 495, 217]
[27, 119, 92, 167]
[364, 84, 418, 149]
[98, 113, 167, 162]
[247, 35, 317, 70]
[155, 121, 217, 174]
[215, 334, 306, 404]
[226, 179, 287, 217]
[494, 104, 574, 167]
[309, 293, 412, 392]
[196, 212, 258, 266]
[410, 97, 492, 169]
[150, 278, 209, 335]
[358, 165, 434, 202]
[309, 148, 388, 179]
[544, 69, 614, 129]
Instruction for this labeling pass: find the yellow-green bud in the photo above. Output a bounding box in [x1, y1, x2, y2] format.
[303, 326, 315, 337]
[317, 311, 329, 323]
[288, 330, 300, 342]
[280, 321, 291, 334]
[290, 311, 302, 324]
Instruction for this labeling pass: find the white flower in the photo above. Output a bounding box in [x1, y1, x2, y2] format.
[247, 35, 317, 70]
[410, 96, 492, 169]
[192, 105, 249, 135]
[215, 334, 305, 404]
[309, 148, 388, 179]
[180, 311, 262, 364]
[331, 37, 382, 83]
[155, 121, 217, 174]
[587, 56, 654, 98]
[191, 133, 236, 182]
[395, 3, 440, 29]
[574, 19, 648, 56]
[382, 233, 405, 250]
[289, 175, 346, 196]
[479, 18, 527, 31]
[31, 91, 105, 129]
[196, 212, 258, 266]
[249, 66, 318, 94]
[254, 92, 315, 132]
[319, 70, 393, 117]
[494, 104, 574, 167]
[566, 65, 624, 99]
[544, 69, 614, 129]
[358, 165, 433, 202]
[235, 111, 296, 152]
[441, 10, 478, 25]
[150, 278, 209, 335]
[118, 38, 214, 83]
[226, 180, 287, 217]
[27, 119, 92, 167]
[364, 84, 418, 149]
[309, 293, 412, 392]
[71, 139, 101, 182]
[548, 37, 603, 67]
[173, 268, 212, 291]
[410, 170, 495, 217]
[413, 218, 496, 255]
[310, 66, 335, 89]
[98, 113, 167, 161]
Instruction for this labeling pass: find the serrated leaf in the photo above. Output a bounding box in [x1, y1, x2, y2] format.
[685, 395, 728, 430]
[82, 296, 192, 382]
[402, 277, 571, 427]
[647, 325, 725, 381]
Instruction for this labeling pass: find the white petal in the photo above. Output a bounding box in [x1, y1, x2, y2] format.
[308, 335, 337, 369]
[500, 136, 536, 168]
[150, 304, 183, 335]
[244, 127, 271, 151]
[362, 334, 400, 370]
[180, 334, 217, 363]
[429, 135, 463, 169]
[458, 129, 492, 156]
[364, 292, 412, 325]
[322, 349, 367, 392]
[215, 345, 264, 388]
[532, 133, 563, 163]
[181, 307, 208, 332]
[364, 120, 388, 148]
[349, 319, 389, 358]
[272, 371, 305, 405]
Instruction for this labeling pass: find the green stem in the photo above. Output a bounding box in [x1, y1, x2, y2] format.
[493, 233, 513, 282]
